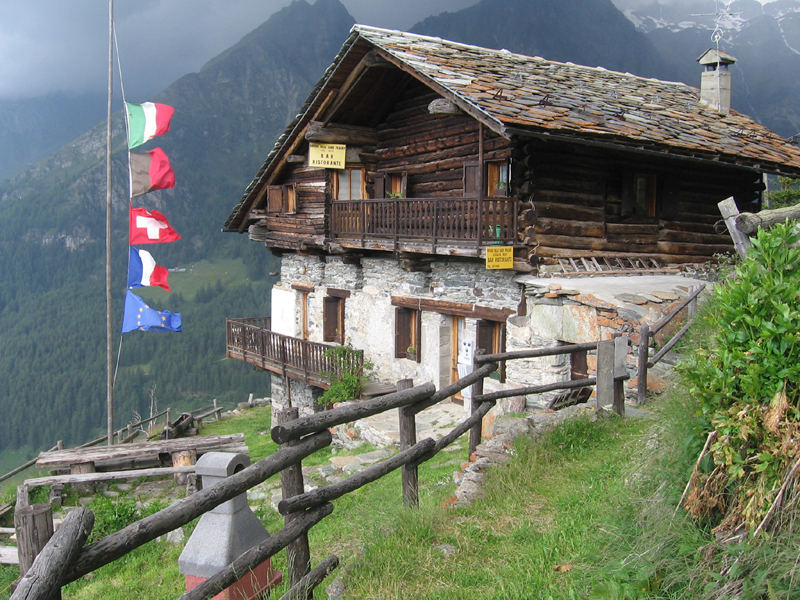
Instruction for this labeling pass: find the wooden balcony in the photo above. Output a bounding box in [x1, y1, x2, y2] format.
[226, 317, 363, 388]
[330, 197, 518, 254]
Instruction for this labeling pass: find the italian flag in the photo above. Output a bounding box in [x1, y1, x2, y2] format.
[130, 148, 175, 197]
[126, 102, 174, 149]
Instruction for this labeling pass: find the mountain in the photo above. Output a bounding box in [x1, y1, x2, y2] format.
[411, 0, 679, 80]
[622, 0, 800, 136]
[0, 0, 355, 452]
[0, 92, 107, 182]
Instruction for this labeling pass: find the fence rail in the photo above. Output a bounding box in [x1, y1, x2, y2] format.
[330, 196, 518, 248]
[12, 338, 630, 600]
[637, 284, 705, 404]
[226, 318, 363, 387]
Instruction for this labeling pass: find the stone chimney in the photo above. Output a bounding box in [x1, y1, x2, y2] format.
[697, 49, 736, 115]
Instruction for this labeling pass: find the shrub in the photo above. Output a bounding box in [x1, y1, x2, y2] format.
[319, 343, 373, 406]
[676, 221, 800, 532]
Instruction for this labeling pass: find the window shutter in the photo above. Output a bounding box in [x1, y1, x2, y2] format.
[621, 170, 634, 217]
[476, 320, 494, 356]
[413, 307, 422, 363]
[283, 183, 297, 214]
[374, 174, 386, 199]
[267, 186, 283, 213]
[661, 177, 679, 220]
[463, 162, 480, 197]
[400, 172, 408, 198]
[395, 307, 411, 358]
[323, 297, 339, 342]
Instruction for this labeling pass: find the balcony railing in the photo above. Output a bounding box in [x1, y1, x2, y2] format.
[226, 317, 364, 388]
[330, 197, 518, 248]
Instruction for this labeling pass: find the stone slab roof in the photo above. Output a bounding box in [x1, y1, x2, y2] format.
[357, 26, 800, 173]
[225, 25, 800, 231]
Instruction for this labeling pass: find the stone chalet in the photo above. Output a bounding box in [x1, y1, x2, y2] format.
[222, 26, 800, 413]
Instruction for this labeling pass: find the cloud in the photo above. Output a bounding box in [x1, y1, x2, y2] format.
[0, 0, 484, 102]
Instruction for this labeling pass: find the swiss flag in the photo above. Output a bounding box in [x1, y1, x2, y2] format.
[129, 206, 181, 244]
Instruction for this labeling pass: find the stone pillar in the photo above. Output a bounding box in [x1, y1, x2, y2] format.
[178, 452, 282, 600]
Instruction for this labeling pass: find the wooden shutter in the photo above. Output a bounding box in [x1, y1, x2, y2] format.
[413, 308, 421, 363]
[267, 185, 282, 213]
[374, 174, 386, 199]
[283, 183, 296, 214]
[476, 320, 494, 356]
[463, 162, 480, 197]
[661, 177, 679, 220]
[395, 307, 411, 358]
[621, 171, 634, 217]
[323, 297, 339, 342]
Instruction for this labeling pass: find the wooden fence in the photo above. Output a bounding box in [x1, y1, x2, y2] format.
[10, 337, 628, 600]
[637, 284, 705, 405]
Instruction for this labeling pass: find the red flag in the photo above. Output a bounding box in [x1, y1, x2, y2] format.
[130, 148, 175, 197]
[130, 206, 181, 244]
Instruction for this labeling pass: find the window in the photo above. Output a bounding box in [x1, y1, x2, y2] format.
[335, 167, 365, 200]
[462, 160, 511, 197]
[323, 296, 345, 343]
[486, 160, 510, 197]
[477, 319, 506, 382]
[622, 172, 658, 218]
[395, 307, 421, 361]
[571, 349, 588, 380]
[266, 183, 296, 214]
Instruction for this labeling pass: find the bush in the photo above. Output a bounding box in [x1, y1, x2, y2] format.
[319, 343, 373, 406]
[676, 221, 800, 532]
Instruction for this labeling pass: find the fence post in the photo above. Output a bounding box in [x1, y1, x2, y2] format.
[275, 407, 311, 597]
[596, 340, 615, 413]
[637, 324, 650, 406]
[613, 336, 628, 417]
[396, 379, 418, 507]
[14, 503, 54, 579]
[469, 351, 485, 456]
[689, 285, 699, 318]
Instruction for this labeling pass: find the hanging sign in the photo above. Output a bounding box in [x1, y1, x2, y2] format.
[485, 246, 514, 270]
[309, 143, 346, 168]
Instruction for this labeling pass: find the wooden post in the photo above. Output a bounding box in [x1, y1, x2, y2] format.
[596, 340, 614, 412]
[637, 324, 650, 406]
[718, 197, 753, 260]
[69, 462, 96, 495]
[689, 285, 699, 319]
[613, 337, 628, 417]
[275, 407, 311, 597]
[16, 485, 30, 510]
[11, 508, 94, 600]
[469, 351, 485, 456]
[14, 504, 54, 578]
[171, 450, 197, 485]
[396, 379, 418, 507]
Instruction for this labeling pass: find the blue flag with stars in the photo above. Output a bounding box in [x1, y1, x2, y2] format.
[122, 290, 182, 333]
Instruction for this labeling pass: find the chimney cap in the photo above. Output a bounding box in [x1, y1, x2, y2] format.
[697, 48, 736, 66]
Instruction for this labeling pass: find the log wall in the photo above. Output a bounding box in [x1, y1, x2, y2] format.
[517, 138, 763, 262]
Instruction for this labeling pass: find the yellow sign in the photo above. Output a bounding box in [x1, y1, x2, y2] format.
[308, 143, 346, 168]
[485, 246, 514, 270]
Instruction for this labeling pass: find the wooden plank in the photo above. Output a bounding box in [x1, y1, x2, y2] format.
[36, 434, 245, 468]
[0, 545, 18, 565]
[719, 197, 754, 259]
[24, 466, 196, 487]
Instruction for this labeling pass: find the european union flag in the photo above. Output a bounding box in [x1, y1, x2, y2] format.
[122, 290, 182, 333]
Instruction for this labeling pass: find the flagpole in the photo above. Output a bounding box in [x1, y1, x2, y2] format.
[106, 0, 115, 446]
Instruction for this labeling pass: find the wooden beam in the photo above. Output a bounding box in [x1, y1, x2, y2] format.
[390, 296, 515, 322]
[305, 121, 378, 146]
[718, 197, 753, 259]
[24, 466, 196, 488]
[286, 155, 307, 164]
[735, 204, 800, 234]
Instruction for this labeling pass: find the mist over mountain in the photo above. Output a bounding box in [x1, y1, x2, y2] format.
[411, 0, 679, 79]
[624, 0, 800, 136]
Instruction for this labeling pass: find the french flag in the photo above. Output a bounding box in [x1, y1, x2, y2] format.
[128, 247, 170, 292]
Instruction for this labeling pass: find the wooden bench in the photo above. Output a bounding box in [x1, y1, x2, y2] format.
[21, 434, 248, 505]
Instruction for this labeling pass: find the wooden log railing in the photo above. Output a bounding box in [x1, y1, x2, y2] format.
[14, 338, 630, 600]
[226, 318, 363, 387]
[637, 284, 705, 405]
[330, 196, 518, 248]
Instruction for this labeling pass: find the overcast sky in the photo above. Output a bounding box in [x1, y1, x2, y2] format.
[0, 0, 778, 103]
[0, 0, 478, 102]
